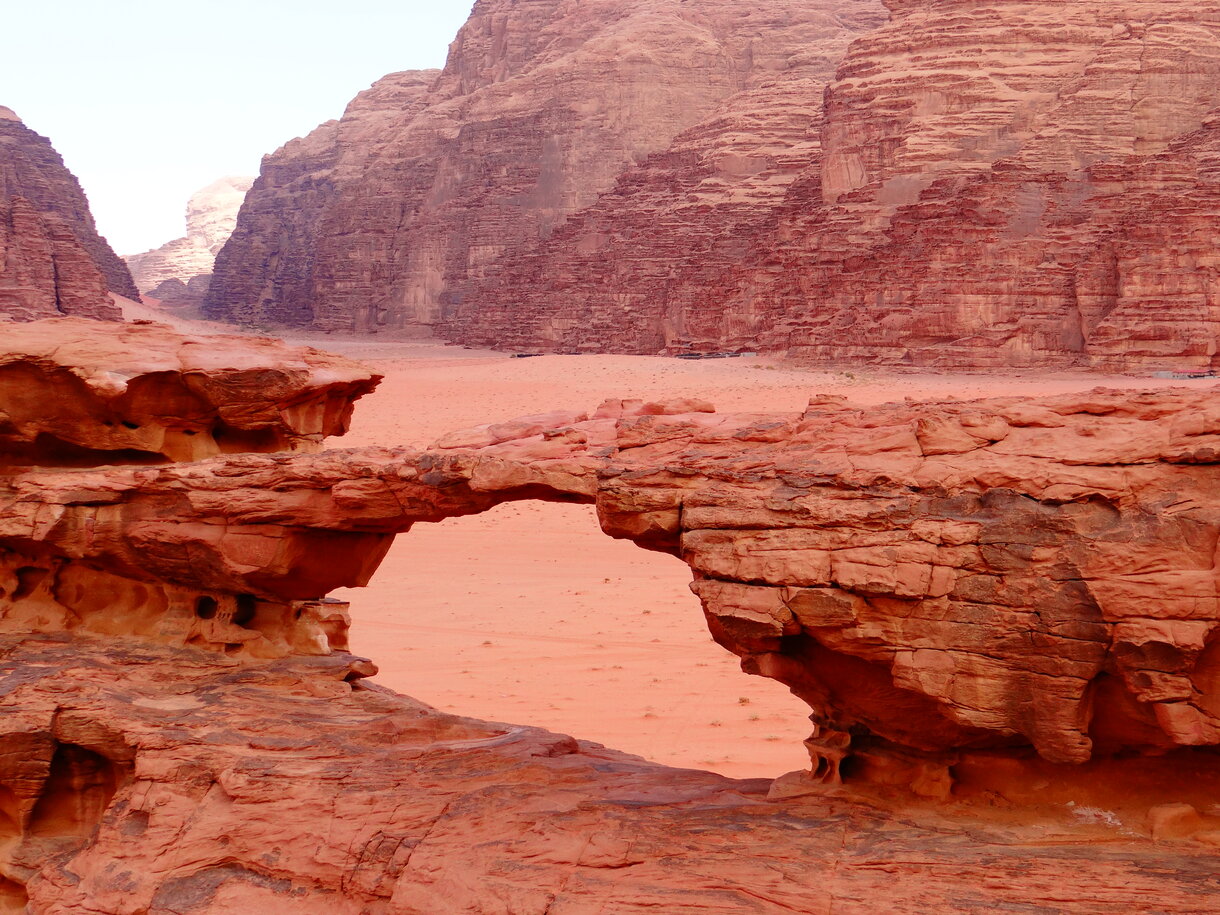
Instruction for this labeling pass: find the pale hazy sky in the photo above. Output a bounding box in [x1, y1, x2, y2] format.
[3, 1, 474, 255]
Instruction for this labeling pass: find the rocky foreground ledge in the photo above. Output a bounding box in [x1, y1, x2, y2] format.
[0, 318, 379, 465]
[3, 321, 1220, 910]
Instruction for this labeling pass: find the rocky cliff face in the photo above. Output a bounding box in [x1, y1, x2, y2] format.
[212, 1, 1220, 370]
[125, 176, 255, 297]
[735, 0, 1220, 370]
[456, 0, 1220, 367]
[0, 109, 136, 320]
[205, 70, 439, 327]
[205, 0, 887, 332]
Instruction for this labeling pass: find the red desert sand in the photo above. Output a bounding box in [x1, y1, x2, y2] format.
[257, 331, 1213, 779]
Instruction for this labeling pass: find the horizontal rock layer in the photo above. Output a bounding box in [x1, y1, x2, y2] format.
[0, 318, 380, 465]
[9, 388, 1220, 770]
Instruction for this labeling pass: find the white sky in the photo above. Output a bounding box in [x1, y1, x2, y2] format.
[3, 1, 474, 255]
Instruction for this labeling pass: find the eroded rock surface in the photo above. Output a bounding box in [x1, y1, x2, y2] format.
[0, 111, 136, 320]
[3, 633, 1218, 913]
[204, 0, 886, 333]
[0, 318, 379, 466]
[9, 388, 1220, 774]
[5, 321, 1220, 908]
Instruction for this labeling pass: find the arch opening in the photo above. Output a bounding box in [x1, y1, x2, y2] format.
[341, 499, 810, 778]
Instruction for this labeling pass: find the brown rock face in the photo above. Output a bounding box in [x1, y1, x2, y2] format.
[0, 112, 136, 320]
[457, 1, 1220, 366]
[204, 70, 440, 327]
[735, 1, 1220, 370]
[0, 318, 380, 466]
[213, 2, 1220, 369]
[205, 0, 886, 333]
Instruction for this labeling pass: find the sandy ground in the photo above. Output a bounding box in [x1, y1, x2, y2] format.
[113, 298, 1217, 778]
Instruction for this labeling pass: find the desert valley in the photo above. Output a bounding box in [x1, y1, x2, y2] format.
[5, 0, 1220, 912]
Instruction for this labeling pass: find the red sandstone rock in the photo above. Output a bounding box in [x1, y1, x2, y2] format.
[0, 110, 136, 320]
[1, 633, 1217, 913]
[0, 196, 114, 322]
[10, 385, 1220, 773]
[210, 1, 1220, 369]
[442, 4, 885, 354]
[205, 0, 886, 334]
[0, 318, 380, 465]
[143, 274, 213, 310]
[5, 324, 1220, 907]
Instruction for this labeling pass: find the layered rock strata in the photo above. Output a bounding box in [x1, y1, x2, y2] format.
[4, 632, 1218, 913]
[204, 0, 886, 333]
[736, 0, 1220, 370]
[125, 176, 255, 297]
[0, 110, 135, 320]
[454, 0, 1220, 367]
[6, 321, 1220, 906]
[10, 387, 1220, 773]
[0, 318, 380, 466]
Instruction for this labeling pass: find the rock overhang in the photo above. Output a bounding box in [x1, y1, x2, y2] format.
[7, 372, 1220, 773]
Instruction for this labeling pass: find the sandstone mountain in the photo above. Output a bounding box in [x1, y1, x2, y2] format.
[209, 0, 1220, 370]
[204, 0, 887, 332]
[0, 108, 136, 321]
[125, 175, 255, 305]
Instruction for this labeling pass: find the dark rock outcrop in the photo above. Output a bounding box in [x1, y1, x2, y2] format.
[0, 108, 136, 320]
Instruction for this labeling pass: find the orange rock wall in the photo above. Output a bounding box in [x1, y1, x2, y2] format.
[738, 1, 1220, 370]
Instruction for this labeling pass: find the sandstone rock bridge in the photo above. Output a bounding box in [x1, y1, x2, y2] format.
[2, 320, 1220, 911]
